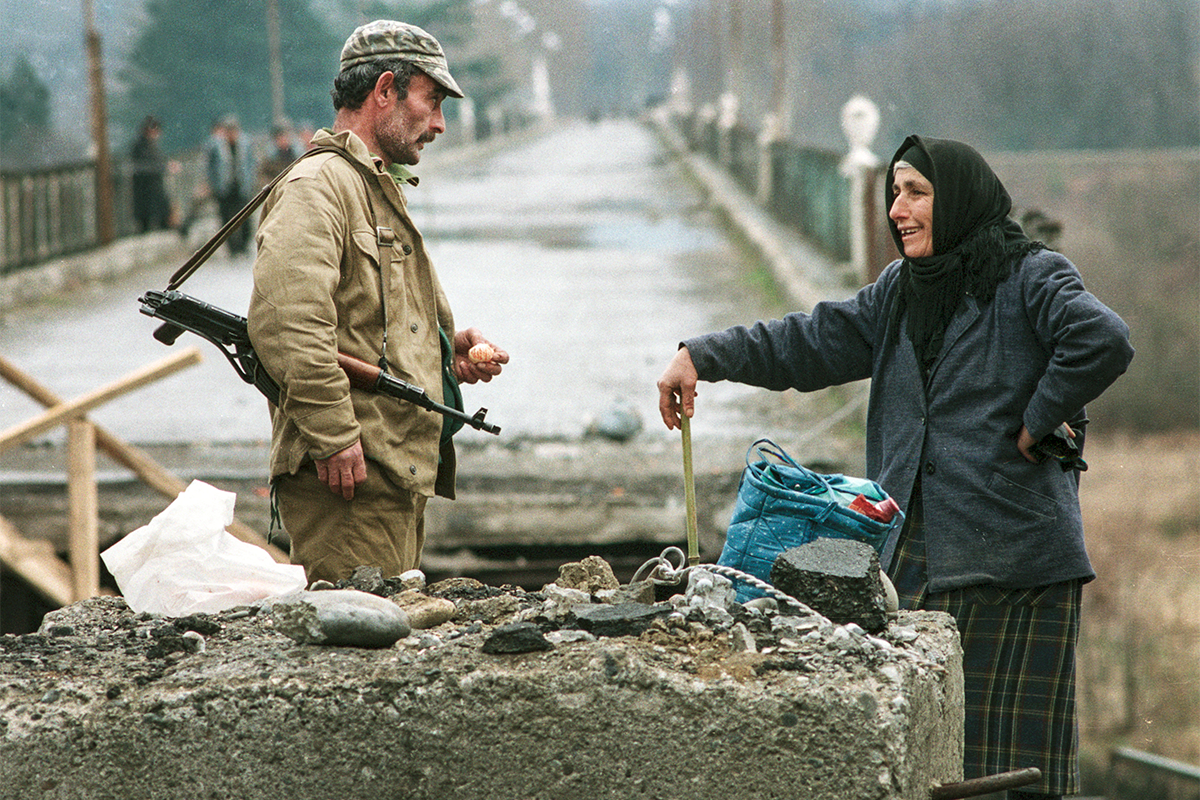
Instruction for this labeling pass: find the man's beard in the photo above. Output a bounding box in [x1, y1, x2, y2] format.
[375, 115, 425, 166]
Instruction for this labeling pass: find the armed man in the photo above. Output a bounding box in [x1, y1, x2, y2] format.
[247, 20, 508, 585]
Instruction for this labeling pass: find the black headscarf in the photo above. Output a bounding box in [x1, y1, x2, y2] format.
[886, 135, 1043, 375]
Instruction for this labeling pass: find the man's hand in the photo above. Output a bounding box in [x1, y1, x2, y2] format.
[315, 439, 367, 499]
[453, 327, 508, 384]
[1017, 422, 1075, 463]
[657, 347, 698, 431]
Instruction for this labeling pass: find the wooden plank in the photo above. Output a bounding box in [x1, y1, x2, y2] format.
[0, 347, 202, 452]
[0, 353, 289, 563]
[68, 419, 100, 601]
[0, 513, 73, 607]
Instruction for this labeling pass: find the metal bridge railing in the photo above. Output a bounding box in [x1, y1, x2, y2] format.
[1108, 746, 1200, 800]
[670, 100, 893, 284]
[1, 150, 207, 276]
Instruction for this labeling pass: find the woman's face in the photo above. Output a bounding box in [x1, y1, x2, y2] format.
[889, 165, 935, 258]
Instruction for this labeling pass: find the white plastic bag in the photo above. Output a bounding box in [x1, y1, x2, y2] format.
[101, 479, 307, 616]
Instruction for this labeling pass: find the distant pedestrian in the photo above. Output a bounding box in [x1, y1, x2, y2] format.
[129, 115, 173, 233]
[206, 114, 256, 254]
[257, 122, 300, 188]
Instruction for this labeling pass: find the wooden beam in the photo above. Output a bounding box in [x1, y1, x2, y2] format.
[68, 419, 100, 601]
[0, 513, 73, 607]
[0, 353, 289, 563]
[0, 347, 202, 452]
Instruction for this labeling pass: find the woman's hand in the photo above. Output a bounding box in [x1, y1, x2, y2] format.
[1017, 422, 1075, 463]
[657, 347, 699, 431]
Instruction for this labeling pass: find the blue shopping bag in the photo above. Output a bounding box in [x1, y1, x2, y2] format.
[717, 439, 905, 603]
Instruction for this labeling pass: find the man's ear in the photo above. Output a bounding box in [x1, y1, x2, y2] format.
[372, 71, 396, 107]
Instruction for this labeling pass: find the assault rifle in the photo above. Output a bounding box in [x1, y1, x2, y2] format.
[138, 289, 500, 435]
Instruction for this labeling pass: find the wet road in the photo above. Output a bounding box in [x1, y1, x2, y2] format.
[0, 119, 787, 448]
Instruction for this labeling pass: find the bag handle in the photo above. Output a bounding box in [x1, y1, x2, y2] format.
[747, 438, 836, 493]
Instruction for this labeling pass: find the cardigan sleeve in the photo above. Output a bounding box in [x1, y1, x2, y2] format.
[685, 266, 898, 392]
[1020, 251, 1134, 440]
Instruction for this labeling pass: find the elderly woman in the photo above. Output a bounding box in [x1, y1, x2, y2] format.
[657, 135, 1134, 799]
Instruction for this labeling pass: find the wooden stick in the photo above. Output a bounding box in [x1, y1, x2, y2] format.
[67, 419, 100, 601]
[0, 353, 288, 562]
[0, 347, 202, 452]
[0, 513, 73, 607]
[681, 414, 699, 566]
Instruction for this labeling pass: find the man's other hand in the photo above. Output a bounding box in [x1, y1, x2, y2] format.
[316, 439, 367, 499]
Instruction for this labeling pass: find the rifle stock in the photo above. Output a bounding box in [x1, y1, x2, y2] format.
[138, 289, 500, 435]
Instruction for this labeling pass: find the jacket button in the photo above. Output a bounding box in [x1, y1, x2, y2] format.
[410, 323, 419, 333]
[409, 465, 417, 475]
[924, 461, 936, 475]
[401, 243, 413, 255]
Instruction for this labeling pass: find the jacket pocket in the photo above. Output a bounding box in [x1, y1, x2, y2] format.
[986, 471, 1057, 522]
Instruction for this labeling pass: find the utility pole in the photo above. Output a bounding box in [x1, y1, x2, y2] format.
[82, 0, 114, 244]
[770, 0, 788, 137]
[267, 0, 286, 126]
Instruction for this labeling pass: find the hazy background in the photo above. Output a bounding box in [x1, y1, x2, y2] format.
[3, 0, 1197, 163]
[1, 0, 1197, 791]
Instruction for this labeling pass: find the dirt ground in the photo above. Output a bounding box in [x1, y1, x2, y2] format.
[1074, 430, 1200, 783]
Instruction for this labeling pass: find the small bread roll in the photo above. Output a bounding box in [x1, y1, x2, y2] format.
[468, 342, 495, 363]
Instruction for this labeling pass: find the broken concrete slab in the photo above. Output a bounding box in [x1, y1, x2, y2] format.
[771, 538, 891, 633]
[2, 590, 962, 800]
[567, 601, 673, 637]
[554, 554, 620, 594]
[481, 621, 553, 654]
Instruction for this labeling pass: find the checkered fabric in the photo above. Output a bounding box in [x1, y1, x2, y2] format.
[887, 483, 1082, 796]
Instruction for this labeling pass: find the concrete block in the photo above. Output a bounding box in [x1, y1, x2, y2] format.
[771, 538, 891, 633]
[1, 598, 962, 800]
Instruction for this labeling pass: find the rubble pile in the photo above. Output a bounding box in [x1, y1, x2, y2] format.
[0, 555, 963, 800]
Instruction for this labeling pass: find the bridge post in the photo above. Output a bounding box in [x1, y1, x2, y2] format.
[839, 95, 882, 284]
[755, 112, 784, 209]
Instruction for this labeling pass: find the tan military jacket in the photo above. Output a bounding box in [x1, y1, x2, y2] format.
[248, 128, 456, 498]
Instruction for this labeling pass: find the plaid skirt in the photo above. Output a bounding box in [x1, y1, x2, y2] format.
[887, 485, 1082, 796]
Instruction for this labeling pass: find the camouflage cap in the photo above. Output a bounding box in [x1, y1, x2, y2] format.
[339, 20, 464, 99]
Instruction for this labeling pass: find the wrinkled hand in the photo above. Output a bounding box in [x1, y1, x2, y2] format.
[1017, 422, 1075, 464]
[453, 327, 508, 384]
[657, 347, 698, 431]
[315, 439, 367, 500]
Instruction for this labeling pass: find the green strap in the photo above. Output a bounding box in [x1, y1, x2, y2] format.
[439, 327, 464, 446]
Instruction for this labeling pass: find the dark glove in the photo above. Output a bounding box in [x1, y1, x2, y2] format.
[1031, 423, 1087, 472]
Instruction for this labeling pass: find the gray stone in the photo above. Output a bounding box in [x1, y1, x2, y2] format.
[391, 591, 456, 630]
[568, 602, 672, 637]
[583, 401, 643, 442]
[770, 539, 890, 633]
[398, 569, 427, 592]
[270, 589, 411, 648]
[457, 593, 520, 625]
[594, 579, 656, 606]
[545, 629, 597, 645]
[684, 568, 736, 611]
[344, 565, 386, 595]
[180, 631, 205, 654]
[729, 622, 757, 653]
[541, 584, 591, 609]
[555, 555, 620, 594]
[481, 622, 553, 654]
